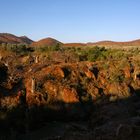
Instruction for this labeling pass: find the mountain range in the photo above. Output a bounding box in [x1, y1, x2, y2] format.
[0, 33, 140, 47]
[0, 33, 33, 44]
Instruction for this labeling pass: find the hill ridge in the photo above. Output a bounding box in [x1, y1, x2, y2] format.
[1, 33, 140, 47]
[0, 33, 33, 44]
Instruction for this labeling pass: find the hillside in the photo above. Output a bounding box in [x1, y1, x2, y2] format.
[1, 33, 140, 48]
[88, 39, 140, 47]
[31, 37, 63, 47]
[19, 36, 33, 44]
[0, 33, 33, 44]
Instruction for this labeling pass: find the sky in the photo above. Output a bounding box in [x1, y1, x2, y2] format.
[0, 0, 140, 43]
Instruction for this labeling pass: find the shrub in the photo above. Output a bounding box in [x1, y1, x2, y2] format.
[35, 43, 62, 53]
[0, 43, 32, 55]
[87, 46, 106, 61]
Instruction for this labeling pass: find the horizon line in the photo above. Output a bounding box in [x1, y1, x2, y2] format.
[1, 32, 140, 44]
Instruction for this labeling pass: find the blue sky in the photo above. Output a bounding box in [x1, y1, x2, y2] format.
[0, 0, 140, 42]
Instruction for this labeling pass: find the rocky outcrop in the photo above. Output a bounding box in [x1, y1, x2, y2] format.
[0, 59, 140, 139]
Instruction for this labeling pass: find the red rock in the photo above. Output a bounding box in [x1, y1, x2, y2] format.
[60, 87, 79, 103]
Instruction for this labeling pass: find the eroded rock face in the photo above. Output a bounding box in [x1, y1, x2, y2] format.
[22, 61, 140, 118]
[60, 87, 79, 103]
[107, 83, 131, 99]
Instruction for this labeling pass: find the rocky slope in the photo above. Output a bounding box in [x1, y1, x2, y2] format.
[0, 54, 140, 139]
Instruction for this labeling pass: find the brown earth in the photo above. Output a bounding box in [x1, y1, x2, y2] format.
[63, 43, 86, 47]
[31, 37, 63, 47]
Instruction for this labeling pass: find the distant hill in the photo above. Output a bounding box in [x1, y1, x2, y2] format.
[87, 39, 140, 46]
[0, 33, 33, 44]
[19, 36, 33, 44]
[63, 43, 86, 47]
[31, 37, 63, 47]
[1, 33, 140, 47]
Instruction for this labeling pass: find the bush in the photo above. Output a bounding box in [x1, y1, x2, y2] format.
[87, 46, 106, 61]
[0, 43, 32, 55]
[35, 43, 62, 53]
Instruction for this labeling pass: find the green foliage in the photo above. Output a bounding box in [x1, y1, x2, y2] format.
[76, 46, 131, 62]
[86, 46, 106, 61]
[11, 44, 28, 54]
[1, 43, 7, 50]
[75, 46, 107, 62]
[35, 43, 62, 53]
[74, 45, 140, 62]
[0, 43, 33, 55]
